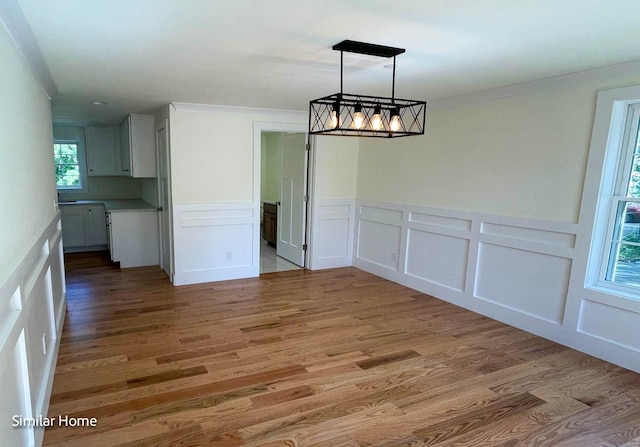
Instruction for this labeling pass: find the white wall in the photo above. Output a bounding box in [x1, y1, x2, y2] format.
[261, 132, 283, 203]
[0, 23, 66, 447]
[141, 178, 158, 207]
[0, 28, 57, 281]
[357, 63, 640, 223]
[354, 62, 640, 373]
[57, 176, 144, 201]
[168, 103, 359, 284]
[309, 135, 359, 269]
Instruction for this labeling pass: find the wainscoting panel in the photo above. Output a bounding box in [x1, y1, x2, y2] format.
[0, 212, 66, 446]
[310, 200, 355, 270]
[409, 211, 472, 231]
[173, 203, 258, 285]
[475, 242, 571, 324]
[354, 200, 640, 373]
[356, 219, 402, 271]
[405, 229, 469, 292]
[481, 222, 576, 248]
[0, 331, 33, 447]
[578, 299, 640, 351]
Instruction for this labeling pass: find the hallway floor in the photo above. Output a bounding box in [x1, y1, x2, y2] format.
[259, 238, 301, 273]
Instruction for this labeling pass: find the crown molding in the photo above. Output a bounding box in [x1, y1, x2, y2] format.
[0, 0, 57, 99]
[430, 59, 640, 109]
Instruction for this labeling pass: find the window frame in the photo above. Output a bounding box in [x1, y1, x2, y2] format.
[585, 87, 640, 300]
[54, 138, 88, 193]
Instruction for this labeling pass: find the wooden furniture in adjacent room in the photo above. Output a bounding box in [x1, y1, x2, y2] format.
[263, 202, 277, 247]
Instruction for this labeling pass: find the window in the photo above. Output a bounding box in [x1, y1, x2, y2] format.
[586, 86, 640, 298]
[602, 104, 640, 288]
[54, 141, 82, 189]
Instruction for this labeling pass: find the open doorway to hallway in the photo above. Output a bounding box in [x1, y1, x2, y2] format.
[259, 131, 307, 274]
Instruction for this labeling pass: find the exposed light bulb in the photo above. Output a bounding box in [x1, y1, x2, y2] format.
[353, 113, 364, 129]
[353, 103, 364, 129]
[329, 101, 340, 129]
[371, 106, 382, 130]
[390, 108, 401, 132]
[329, 110, 339, 129]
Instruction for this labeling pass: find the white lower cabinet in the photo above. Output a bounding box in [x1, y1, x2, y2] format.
[60, 204, 107, 251]
[108, 210, 159, 267]
[87, 205, 108, 246]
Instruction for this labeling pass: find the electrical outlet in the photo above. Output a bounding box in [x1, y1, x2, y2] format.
[226, 251, 232, 261]
[390, 252, 398, 263]
[41, 333, 47, 355]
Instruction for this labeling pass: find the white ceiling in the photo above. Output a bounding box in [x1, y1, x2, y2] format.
[11, 0, 640, 124]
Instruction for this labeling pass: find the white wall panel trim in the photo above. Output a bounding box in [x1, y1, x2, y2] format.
[353, 199, 640, 373]
[309, 199, 355, 270]
[0, 212, 66, 446]
[173, 202, 259, 286]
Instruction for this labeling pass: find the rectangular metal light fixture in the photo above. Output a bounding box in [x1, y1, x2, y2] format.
[309, 40, 426, 138]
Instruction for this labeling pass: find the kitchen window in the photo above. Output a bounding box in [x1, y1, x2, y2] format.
[54, 141, 84, 190]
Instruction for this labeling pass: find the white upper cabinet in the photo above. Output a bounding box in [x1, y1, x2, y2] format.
[120, 114, 156, 178]
[86, 125, 120, 176]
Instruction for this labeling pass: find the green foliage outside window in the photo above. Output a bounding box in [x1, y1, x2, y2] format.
[619, 233, 640, 262]
[54, 143, 81, 187]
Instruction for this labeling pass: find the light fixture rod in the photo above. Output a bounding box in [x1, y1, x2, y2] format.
[392, 55, 396, 101]
[340, 50, 343, 96]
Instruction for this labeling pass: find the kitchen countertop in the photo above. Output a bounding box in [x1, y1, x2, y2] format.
[58, 199, 157, 212]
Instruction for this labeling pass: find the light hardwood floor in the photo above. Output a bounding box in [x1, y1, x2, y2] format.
[43, 252, 640, 446]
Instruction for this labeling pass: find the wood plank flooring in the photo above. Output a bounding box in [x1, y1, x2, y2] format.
[43, 251, 640, 446]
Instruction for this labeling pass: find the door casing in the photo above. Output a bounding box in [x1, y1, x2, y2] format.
[253, 122, 313, 272]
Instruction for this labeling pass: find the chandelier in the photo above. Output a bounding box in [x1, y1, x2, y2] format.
[309, 40, 426, 138]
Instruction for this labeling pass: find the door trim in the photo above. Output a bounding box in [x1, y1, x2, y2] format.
[156, 118, 174, 281]
[253, 122, 313, 272]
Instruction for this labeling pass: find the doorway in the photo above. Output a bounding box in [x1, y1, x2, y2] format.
[259, 130, 308, 274]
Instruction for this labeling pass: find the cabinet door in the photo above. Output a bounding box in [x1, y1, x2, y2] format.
[87, 125, 120, 176]
[119, 117, 132, 176]
[86, 205, 107, 246]
[60, 206, 86, 249]
[129, 114, 156, 177]
[110, 211, 159, 267]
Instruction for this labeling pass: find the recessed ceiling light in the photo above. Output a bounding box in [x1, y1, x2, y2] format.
[89, 100, 108, 106]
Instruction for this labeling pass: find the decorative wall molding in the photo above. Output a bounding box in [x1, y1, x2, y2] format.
[173, 202, 258, 286]
[353, 199, 640, 373]
[0, 0, 58, 98]
[172, 198, 356, 284]
[0, 212, 66, 446]
[430, 59, 640, 110]
[309, 199, 355, 270]
[172, 101, 306, 117]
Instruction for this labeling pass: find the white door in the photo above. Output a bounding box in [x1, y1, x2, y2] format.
[156, 119, 172, 278]
[277, 133, 307, 267]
